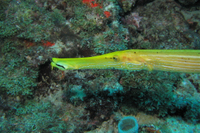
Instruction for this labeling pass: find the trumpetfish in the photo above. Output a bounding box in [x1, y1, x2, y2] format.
[51, 49, 200, 73]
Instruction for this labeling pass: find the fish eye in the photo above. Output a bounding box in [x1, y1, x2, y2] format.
[113, 55, 119, 61]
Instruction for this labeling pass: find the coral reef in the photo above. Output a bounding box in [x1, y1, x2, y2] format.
[0, 0, 200, 132]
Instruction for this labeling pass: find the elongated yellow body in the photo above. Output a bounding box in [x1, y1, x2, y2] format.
[51, 49, 200, 73]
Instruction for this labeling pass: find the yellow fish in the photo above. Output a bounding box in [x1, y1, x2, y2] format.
[51, 49, 200, 73]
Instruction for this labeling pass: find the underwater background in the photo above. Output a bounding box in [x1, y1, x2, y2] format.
[0, 0, 200, 132]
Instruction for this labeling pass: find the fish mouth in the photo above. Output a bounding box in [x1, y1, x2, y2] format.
[51, 60, 66, 70]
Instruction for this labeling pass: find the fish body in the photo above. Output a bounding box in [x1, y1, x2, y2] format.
[51, 49, 200, 73]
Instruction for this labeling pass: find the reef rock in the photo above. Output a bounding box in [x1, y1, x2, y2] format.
[178, 0, 198, 6]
